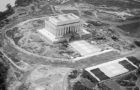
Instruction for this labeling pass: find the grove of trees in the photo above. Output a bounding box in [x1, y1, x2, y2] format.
[0, 61, 9, 90]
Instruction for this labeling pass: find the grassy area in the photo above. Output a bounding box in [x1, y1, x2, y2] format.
[118, 22, 140, 34]
[97, 12, 123, 22]
[6, 27, 23, 45]
[84, 0, 140, 9]
[62, 10, 79, 16]
[73, 50, 120, 69]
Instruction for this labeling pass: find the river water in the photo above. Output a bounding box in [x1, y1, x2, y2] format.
[0, 0, 16, 11]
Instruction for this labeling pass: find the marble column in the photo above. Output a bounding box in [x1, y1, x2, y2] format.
[60, 28, 61, 36]
[65, 27, 66, 34]
[56, 29, 58, 37]
[69, 26, 70, 33]
[64, 28, 65, 35]
[57, 29, 59, 36]
[71, 26, 73, 32]
[75, 26, 76, 32]
[60, 28, 62, 36]
[76, 27, 78, 32]
[74, 26, 76, 33]
[63, 27, 65, 35]
[64, 27, 65, 34]
[69, 27, 71, 33]
[59, 29, 61, 36]
[62, 27, 64, 35]
[74, 26, 76, 32]
[66, 27, 67, 34]
[62, 27, 64, 36]
[70, 26, 72, 32]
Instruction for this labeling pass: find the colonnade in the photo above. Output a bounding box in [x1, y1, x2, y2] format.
[56, 24, 81, 37]
[45, 20, 83, 38]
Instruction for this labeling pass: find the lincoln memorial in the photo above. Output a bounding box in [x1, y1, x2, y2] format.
[38, 13, 83, 43]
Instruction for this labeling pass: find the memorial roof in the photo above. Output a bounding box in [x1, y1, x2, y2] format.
[49, 13, 80, 26]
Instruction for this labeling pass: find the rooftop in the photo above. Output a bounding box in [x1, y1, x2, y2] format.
[85, 57, 138, 81]
[48, 13, 80, 26]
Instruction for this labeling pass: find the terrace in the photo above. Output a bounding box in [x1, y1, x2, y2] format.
[69, 40, 116, 62]
[69, 40, 101, 56]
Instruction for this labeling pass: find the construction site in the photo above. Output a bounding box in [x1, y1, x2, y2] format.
[1, 0, 140, 90]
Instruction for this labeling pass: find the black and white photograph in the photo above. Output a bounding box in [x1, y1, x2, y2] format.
[0, 0, 140, 90]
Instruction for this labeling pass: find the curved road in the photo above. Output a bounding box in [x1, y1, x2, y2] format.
[0, 49, 26, 72]
[2, 14, 140, 70]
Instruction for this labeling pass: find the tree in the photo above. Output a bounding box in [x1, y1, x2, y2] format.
[74, 0, 80, 2]
[0, 3, 14, 21]
[15, 0, 33, 6]
[0, 62, 9, 90]
[6, 4, 14, 15]
[6, 4, 13, 11]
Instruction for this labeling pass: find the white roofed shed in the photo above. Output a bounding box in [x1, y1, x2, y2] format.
[84, 57, 138, 82]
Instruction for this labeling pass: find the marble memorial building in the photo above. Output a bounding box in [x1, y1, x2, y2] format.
[38, 13, 83, 43]
[45, 13, 82, 37]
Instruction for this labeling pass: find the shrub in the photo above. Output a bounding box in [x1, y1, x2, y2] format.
[134, 41, 140, 47]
